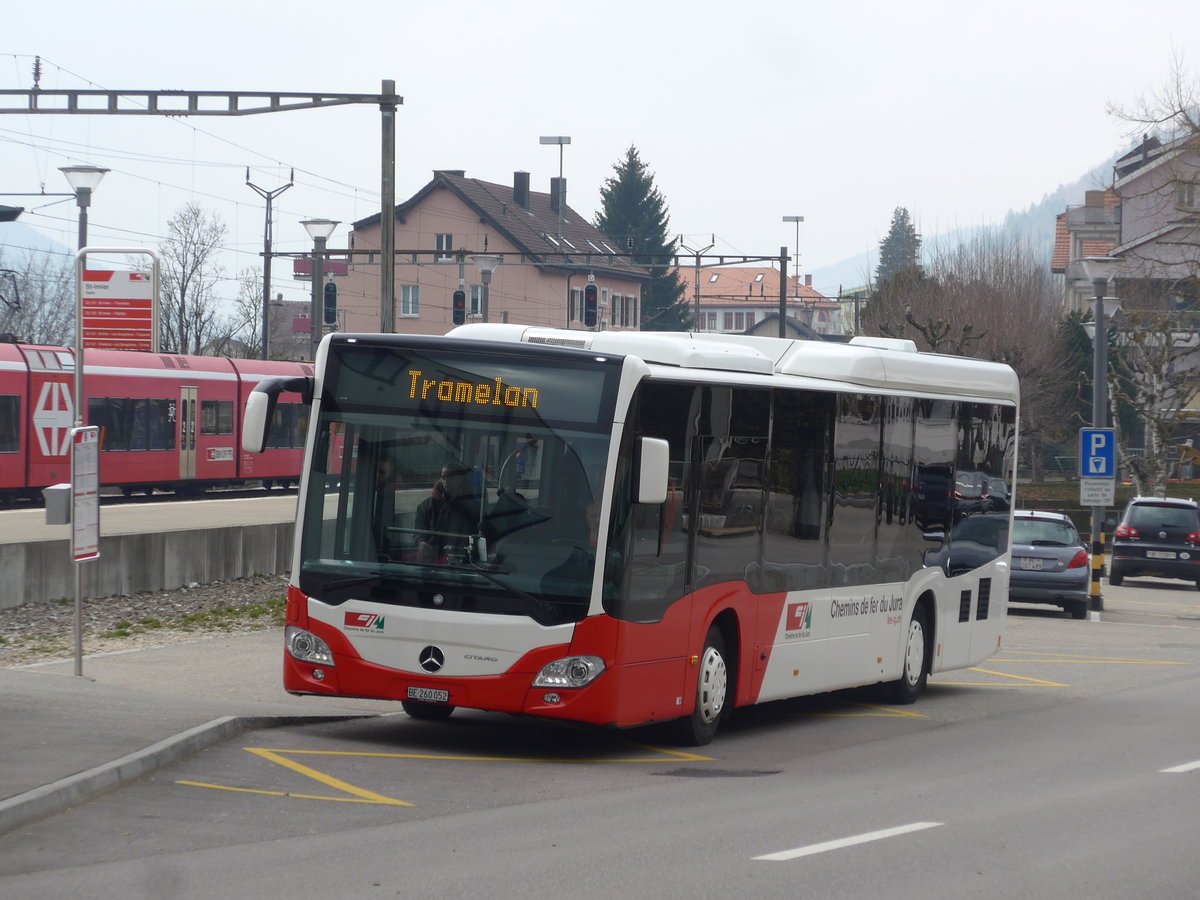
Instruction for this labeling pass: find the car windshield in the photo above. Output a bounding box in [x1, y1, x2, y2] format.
[1013, 518, 1077, 546]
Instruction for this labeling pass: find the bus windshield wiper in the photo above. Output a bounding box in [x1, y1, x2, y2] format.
[317, 572, 384, 593]
[462, 561, 565, 619]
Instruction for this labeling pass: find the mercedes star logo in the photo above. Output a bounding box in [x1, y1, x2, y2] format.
[418, 645, 445, 673]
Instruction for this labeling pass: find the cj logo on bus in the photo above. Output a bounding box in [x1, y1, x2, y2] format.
[419, 646, 445, 673]
[344, 612, 385, 632]
[785, 602, 812, 640]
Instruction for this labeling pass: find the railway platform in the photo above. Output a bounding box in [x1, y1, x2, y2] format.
[0, 495, 299, 610]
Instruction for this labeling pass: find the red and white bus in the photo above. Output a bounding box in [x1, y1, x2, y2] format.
[246, 325, 1018, 744]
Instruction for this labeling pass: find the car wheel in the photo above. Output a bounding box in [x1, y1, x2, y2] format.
[1070, 600, 1089, 620]
[1108, 566, 1124, 587]
[401, 700, 455, 721]
[888, 605, 929, 704]
[672, 626, 731, 746]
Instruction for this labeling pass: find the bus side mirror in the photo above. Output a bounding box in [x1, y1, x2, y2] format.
[242, 375, 313, 454]
[636, 437, 669, 504]
[243, 389, 272, 453]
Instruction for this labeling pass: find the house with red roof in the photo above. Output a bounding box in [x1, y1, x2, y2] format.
[672, 265, 838, 337]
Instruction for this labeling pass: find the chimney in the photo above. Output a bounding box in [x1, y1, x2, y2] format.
[550, 176, 566, 214]
[805, 274, 812, 287]
[514, 171, 530, 210]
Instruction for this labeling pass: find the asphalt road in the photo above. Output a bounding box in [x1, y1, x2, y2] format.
[2, 577, 1198, 899]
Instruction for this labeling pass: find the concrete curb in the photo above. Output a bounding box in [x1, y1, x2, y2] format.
[0, 713, 373, 836]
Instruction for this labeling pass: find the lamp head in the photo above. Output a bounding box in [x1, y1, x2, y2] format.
[301, 218, 339, 242]
[1078, 255, 1119, 286]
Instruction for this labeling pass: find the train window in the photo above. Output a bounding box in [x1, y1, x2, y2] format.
[266, 401, 306, 449]
[89, 398, 130, 451]
[148, 399, 175, 450]
[0, 395, 18, 453]
[200, 400, 234, 435]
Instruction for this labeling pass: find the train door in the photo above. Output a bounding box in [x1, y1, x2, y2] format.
[179, 386, 198, 480]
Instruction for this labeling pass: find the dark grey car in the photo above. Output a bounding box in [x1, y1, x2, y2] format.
[1110, 497, 1200, 589]
[1009, 510, 1090, 619]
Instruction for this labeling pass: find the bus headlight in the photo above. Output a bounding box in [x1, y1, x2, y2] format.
[286, 626, 334, 665]
[532, 655, 605, 688]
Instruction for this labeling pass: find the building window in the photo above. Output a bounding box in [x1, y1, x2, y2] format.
[706, 312, 717, 331]
[400, 285, 419, 317]
[470, 285, 482, 317]
[1177, 181, 1197, 210]
[569, 287, 582, 323]
[435, 234, 454, 262]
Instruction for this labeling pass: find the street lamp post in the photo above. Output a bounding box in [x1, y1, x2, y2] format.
[539, 136, 571, 238]
[1079, 254, 1121, 613]
[471, 254, 501, 323]
[60, 165, 109, 259]
[302, 219, 339, 360]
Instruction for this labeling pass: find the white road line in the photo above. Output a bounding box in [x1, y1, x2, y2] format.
[753, 821, 944, 861]
[1160, 760, 1200, 773]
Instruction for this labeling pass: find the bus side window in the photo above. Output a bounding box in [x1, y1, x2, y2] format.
[761, 389, 834, 592]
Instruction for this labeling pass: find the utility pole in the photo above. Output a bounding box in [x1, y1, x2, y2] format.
[679, 234, 714, 329]
[246, 168, 293, 360]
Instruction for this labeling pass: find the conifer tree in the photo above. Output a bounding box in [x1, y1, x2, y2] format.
[875, 207, 922, 284]
[595, 146, 689, 330]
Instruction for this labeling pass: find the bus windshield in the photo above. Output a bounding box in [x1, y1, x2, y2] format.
[297, 340, 621, 626]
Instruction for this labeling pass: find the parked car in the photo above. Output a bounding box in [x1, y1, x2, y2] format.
[1109, 497, 1200, 589]
[1009, 510, 1090, 619]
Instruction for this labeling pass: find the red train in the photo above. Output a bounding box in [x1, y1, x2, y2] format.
[0, 337, 312, 502]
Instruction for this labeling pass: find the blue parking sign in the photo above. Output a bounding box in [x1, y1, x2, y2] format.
[1078, 428, 1116, 478]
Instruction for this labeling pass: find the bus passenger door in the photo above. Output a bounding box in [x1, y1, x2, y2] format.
[179, 386, 197, 480]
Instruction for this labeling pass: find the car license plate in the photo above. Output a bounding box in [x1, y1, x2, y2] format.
[1018, 557, 1043, 570]
[1146, 550, 1177, 560]
[406, 686, 449, 703]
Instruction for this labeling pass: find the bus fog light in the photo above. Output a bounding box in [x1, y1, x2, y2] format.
[312, 668, 325, 680]
[542, 693, 561, 704]
[287, 626, 334, 665]
[532, 655, 605, 688]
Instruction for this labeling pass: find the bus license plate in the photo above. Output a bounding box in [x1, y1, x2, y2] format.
[1147, 550, 1177, 560]
[406, 686, 449, 703]
[1018, 557, 1043, 570]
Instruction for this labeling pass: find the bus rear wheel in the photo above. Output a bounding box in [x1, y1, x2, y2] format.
[888, 605, 929, 704]
[673, 626, 730, 746]
[401, 700, 455, 721]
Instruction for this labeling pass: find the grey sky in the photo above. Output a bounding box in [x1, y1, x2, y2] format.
[2, 0, 1194, 301]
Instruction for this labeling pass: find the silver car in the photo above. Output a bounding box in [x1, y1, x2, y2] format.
[1009, 510, 1090, 619]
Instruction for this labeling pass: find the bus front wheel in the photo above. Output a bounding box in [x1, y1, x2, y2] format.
[888, 604, 929, 704]
[673, 626, 731, 746]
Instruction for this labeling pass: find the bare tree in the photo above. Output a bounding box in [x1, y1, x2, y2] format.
[1108, 312, 1200, 496]
[156, 203, 228, 355]
[0, 248, 74, 345]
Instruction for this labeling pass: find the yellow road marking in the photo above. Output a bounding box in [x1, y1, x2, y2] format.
[966, 667, 1068, 686]
[176, 742, 714, 804]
